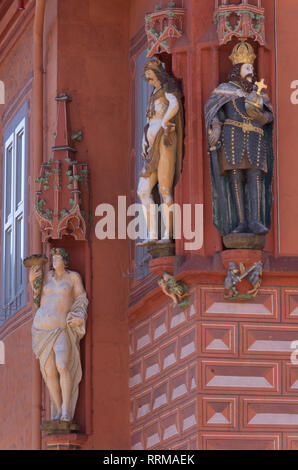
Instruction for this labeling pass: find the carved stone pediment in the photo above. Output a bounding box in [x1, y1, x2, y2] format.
[214, 0, 265, 45]
[34, 95, 89, 242]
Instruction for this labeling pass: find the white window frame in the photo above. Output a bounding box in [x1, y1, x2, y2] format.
[1, 110, 26, 320]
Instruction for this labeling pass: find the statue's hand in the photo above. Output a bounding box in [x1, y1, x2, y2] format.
[67, 315, 84, 329]
[142, 142, 149, 159]
[162, 123, 175, 147]
[246, 91, 264, 109]
[29, 265, 42, 285]
[245, 102, 261, 120]
[208, 123, 221, 148]
[245, 101, 268, 125]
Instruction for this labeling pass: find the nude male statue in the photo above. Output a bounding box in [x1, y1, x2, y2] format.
[137, 58, 183, 245]
[29, 248, 88, 422]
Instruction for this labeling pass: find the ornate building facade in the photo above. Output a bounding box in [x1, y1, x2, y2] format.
[0, 0, 298, 451]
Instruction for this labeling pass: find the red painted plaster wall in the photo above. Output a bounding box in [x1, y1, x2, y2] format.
[275, 0, 298, 255]
[53, 0, 131, 449]
[0, 321, 33, 449]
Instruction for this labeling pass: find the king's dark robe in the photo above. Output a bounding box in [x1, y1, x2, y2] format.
[204, 81, 274, 236]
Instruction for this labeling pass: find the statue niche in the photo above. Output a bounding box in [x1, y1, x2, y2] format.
[137, 57, 184, 256]
[205, 40, 274, 250]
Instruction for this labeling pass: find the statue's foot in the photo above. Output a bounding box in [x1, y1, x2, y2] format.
[157, 238, 173, 244]
[232, 222, 248, 234]
[60, 413, 72, 422]
[248, 221, 268, 235]
[52, 415, 61, 421]
[51, 411, 62, 421]
[136, 238, 157, 247]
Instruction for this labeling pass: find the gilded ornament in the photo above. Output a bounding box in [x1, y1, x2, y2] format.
[229, 39, 256, 65]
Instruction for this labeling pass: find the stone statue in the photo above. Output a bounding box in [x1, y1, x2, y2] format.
[158, 272, 190, 309]
[137, 58, 184, 246]
[224, 260, 263, 300]
[205, 40, 274, 237]
[246, 260, 263, 297]
[224, 262, 241, 298]
[28, 248, 88, 423]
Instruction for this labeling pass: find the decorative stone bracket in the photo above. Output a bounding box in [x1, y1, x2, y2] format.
[145, 2, 185, 58]
[214, 1, 265, 45]
[34, 95, 89, 242]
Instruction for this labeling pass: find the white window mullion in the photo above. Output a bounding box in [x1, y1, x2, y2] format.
[2, 112, 26, 313]
[14, 120, 25, 298]
[4, 135, 13, 226]
[3, 134, 13, 306]
[11, 130, 16, 301]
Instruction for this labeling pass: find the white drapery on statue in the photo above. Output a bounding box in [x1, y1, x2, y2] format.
[32, 294, 88, 420]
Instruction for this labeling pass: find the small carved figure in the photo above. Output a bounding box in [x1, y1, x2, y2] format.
[224, 260, 263, 300]
[28, 248, 88, 423]
[205, 40, 274, 236]
[137, 58, 184, 245]
[224, 262, 241, 298]
[158, 272, 190, 308]
[246, 260, 263, 297]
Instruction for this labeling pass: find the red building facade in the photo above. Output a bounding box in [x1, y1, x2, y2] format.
[0, 0, 298, 450]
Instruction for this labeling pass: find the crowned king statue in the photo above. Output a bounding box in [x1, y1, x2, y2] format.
[205, 40, 274, 239]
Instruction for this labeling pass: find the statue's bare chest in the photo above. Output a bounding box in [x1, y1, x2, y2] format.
[43, 277, 72, 297]
[147, 93, 169, 120]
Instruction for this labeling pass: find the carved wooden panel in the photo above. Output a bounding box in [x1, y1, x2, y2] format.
[200, 286, 280, 322]
[200, 359, 280, 394]
[200, 433, 280, 450]
[241, 398, 298, 430]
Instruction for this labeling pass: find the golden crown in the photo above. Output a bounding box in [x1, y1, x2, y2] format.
[229, 39, 256, 66]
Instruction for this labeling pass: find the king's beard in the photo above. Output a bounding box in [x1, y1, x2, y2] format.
[238, 76, 255, 93]
[228, 66, 257, 94]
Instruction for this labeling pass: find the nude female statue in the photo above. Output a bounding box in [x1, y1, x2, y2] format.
[29, 248, 88, 422]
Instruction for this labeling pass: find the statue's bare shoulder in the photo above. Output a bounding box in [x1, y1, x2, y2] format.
[68, 270, 85, 297]
[67, 270, 81, 281]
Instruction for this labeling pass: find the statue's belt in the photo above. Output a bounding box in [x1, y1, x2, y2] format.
[224, 119, 264, 136]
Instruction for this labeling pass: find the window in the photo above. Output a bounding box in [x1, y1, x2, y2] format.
[1, 102, 27, 323]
